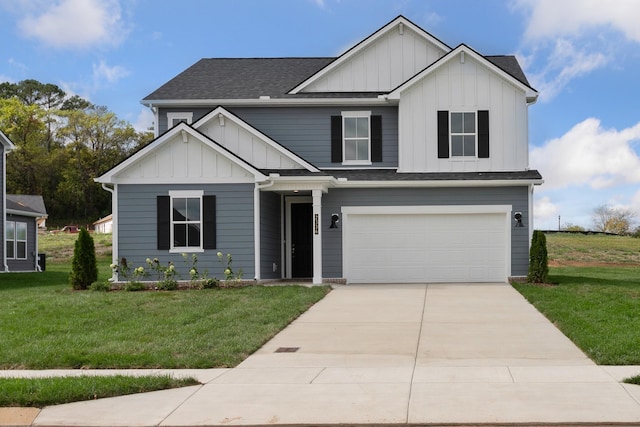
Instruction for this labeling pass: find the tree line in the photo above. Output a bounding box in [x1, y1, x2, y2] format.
[0, 79, 153, 225]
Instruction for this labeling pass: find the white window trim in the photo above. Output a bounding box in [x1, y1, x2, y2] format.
[342, 110, 372, 165]
[167, 112, 193, 128]
[450, 111, 478, 158]
[168, 190, 204, 253]
[6, 220, 28, 260]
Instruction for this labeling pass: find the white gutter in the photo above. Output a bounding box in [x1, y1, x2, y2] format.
[142, 97, 394, 108]
[101, 183, 117, 282]
[333, 178, 544, 188]
[2, 149, 7, 272]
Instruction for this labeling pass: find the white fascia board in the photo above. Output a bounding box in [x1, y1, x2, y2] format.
[142, 97, 394, 108]
[0, 130, 16, 150]
[108, 176, 259, 185]
[6, 209, 45, 218]
[288, 16, 451, 95]
[334, 178, 543, 188]
[388, 44, 538, 101]
[194, 106, 320, 173]
[342, 205, 512, 215]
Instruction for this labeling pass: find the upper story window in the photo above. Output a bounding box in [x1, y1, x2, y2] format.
[450, 112, 476, 157]
[343, 111, 371, 164]
[167, 112, 193, 128]
[6, 221, 27, 260]
[438, 110, 489, 159]
[331, 112, 382, 165]
[170, 191, 202, 252]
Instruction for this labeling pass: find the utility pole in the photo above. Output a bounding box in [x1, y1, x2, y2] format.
[558, 215, 561, 231]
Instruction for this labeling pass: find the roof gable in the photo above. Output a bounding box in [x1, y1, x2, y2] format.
[387, 44, 538, 102]
[289, 15, 450, 94]
[0, 130, 16, 151]
[6, 194, 47, 217]
[95, 123, 266, 184]
[193, 107, 319, 172]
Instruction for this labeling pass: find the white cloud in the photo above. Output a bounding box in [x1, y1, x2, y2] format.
[16, 0, 128, 49]
[515, 0, 640, 43]
[531, 118, 640, 190]
[534, 196, 559, 223]
[92, 60, 129, 85]
[133, 107, 154, 133]
[514, 0, 640, 102]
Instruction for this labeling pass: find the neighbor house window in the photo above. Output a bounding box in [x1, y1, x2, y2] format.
[167, 112, 193, 128]
[6, 221, 27, 260]
[169, 191, 202, 251]
[450, 112, 476, 157]
[342, 111, 371, 164]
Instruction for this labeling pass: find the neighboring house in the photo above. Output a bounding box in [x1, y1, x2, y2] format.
[96, 16, 542, 284]
[93, 214, 113, 234]
[1, 130, 48, 272]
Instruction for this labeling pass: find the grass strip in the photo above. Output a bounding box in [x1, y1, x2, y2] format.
[513, 266, 640, 365]
[0, 375, 199, 408]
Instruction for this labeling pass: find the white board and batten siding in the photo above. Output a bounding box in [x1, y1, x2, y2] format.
[303, 26, 446, 93]
[342, 205, 511, 284]
[398, 54, 529, 173]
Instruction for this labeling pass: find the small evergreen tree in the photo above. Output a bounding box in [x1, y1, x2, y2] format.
[527, 230, 549, 283]
[70, 227, 98, 290]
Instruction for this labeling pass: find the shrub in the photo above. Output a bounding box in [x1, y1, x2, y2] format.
[124, 281, 146, 292]
[527, 230, 549, 283]
[69, 228, 98, 290]
[89, 281, 111, 292]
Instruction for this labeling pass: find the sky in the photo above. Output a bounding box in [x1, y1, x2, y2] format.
[1, 0, 640, 231]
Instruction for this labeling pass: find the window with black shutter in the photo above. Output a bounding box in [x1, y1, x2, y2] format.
[157, 192, 216, 251]
[331, 112, 382, 164]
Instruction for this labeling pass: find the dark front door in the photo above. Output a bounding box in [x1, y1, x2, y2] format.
[291, 203, 313, 278]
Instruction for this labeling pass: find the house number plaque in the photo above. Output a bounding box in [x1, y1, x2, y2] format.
[314, 214, 319, 235]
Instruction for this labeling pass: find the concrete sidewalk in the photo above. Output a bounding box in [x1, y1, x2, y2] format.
[3, 283, 640, 426]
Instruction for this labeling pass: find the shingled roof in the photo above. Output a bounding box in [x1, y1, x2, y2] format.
[142, 55, 531, 102]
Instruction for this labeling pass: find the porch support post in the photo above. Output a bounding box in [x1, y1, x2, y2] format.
[312, 189, 323, 285]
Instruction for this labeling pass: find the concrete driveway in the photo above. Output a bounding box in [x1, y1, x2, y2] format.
[30, 283, 640, 426]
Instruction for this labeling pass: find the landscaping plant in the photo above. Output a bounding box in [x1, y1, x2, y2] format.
[527, 230, 549, 283]
[69, 227, 98, 290]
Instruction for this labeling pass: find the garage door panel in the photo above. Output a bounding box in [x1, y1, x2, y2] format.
[345, 211, 508, 283]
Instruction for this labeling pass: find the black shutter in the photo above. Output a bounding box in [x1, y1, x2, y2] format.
[203, 195, 216, 249]
[371, 115, 382, 162]
[478, 110, 490, 158]
[437, 110, 449, 158]
[157, 196, 170, 250]
[331, 116, 342, 163]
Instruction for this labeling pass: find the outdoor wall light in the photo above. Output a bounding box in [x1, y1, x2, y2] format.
[514, 212, 523, 227]
[329, 213, 340, 229]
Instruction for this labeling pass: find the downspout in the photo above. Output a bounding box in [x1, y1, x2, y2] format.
[101, 183, 118, 282]
[254, 180, 275, 281]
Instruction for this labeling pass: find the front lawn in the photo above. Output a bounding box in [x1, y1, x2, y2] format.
[513, 266, 640, 365]
[0, 262, 329, 369]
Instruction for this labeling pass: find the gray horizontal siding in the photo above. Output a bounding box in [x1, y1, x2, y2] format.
[230, 106, 398, 168]
[260, 191, 282, 279]
[117, 183, 255, 280]
[321, 186, 530, 279]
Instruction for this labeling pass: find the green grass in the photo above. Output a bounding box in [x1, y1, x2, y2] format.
[0, 375, 200, 408]
[514, 233, 640, 365]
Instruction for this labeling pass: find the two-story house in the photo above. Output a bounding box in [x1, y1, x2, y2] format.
[96, 16, 542, 284]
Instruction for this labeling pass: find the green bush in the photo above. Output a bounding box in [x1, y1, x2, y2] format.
[69, 228, 98, 290]
[89, 281, 111, 292]
[124, 281, 147, 292]
[527, 230, 549, 283]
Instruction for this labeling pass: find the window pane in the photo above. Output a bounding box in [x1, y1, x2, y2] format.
[356, 139, 369, 160]
[6, 241, 13, 259]
[451, 136, 463, 156]
[186, 198, 200, 221]
[464, 135, 476, 156]
[173, 198, 187, 221]
[463, 112, 476, 133]
[6, 222, 14, 240]
[16, 223, 27, 240]
[344, 117, 357, 138]
[173, 224, 186, 247]
[345, 140, 357, 160]
[356, 117, 369, 137]
[187, 224, 201, 247]
[451, 113, 463, 133]
[17, 242, 26, 259]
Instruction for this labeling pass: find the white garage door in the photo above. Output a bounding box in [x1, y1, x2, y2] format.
[343, 207, 509, 283]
